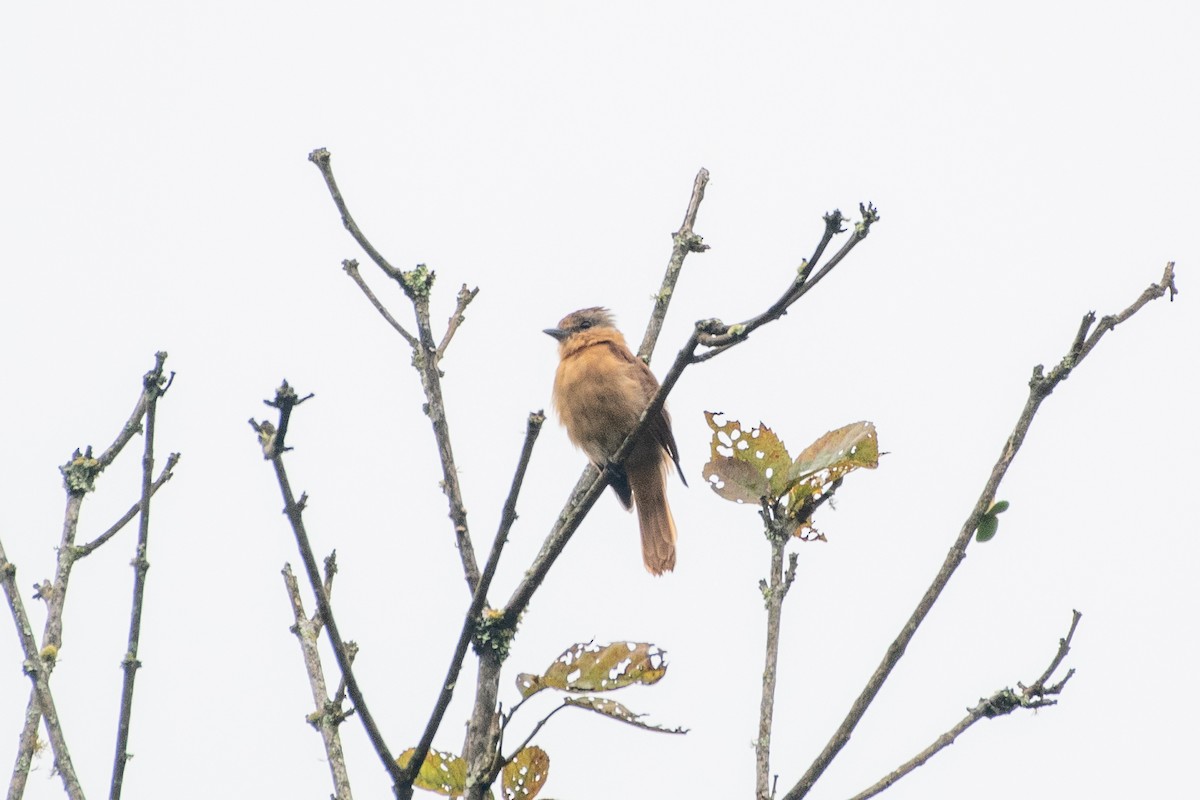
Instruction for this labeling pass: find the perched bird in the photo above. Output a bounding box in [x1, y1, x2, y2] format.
[545, 307, 687, 575]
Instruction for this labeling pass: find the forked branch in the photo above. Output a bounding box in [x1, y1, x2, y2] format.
[848, 611, 1082, 800]
[782, 264, 1176, 800]
[310, 148, 482, 596]
[251, 384, 406, 797]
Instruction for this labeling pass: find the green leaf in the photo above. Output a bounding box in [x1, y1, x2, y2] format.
[515, 641, 668, 699]
[395, 747, 467, 796]
[701, 412, 793, 503]
[976, 514, 999, 543]
[502, 747, 549, 800]
[563, 696, 688, 734]
[988, 500, 1010, 515]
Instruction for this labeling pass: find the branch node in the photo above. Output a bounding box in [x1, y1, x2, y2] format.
[472, 609, 518, 663]
[400, 263, 436, 300]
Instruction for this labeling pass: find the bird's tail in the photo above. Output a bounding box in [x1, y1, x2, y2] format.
[631, 460, 677, 575]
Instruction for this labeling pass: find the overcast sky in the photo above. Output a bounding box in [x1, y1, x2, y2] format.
[2, 3, 1197, 799]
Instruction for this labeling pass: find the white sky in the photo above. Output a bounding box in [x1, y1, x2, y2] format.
[2, 3, 1197, 799]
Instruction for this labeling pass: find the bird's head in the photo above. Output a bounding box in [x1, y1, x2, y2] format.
[544, 307, 617, 343]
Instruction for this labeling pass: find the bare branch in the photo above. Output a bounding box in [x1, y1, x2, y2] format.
[110, 355, 170, 800]
[435, 284, 481, 363]
[693, 204, 879, 356]
[93, 351, 171, 470]
[331, 642, 359, 710]
[311, 150, 481, 595]
[342, 260, 418, 346]
[637, 167, 711, 361]
[403, 411, 545, 790]
[0, 539, 86, 800]
[308, 148, 404, 282]
[1075, 261, 1176, 363]
[75, 453, 180, 558]
[255, 382, 406, 796]
[782, 266, 1177, 800]
[756, 537, 788, 800]
[283, 564, 354, 800]
[847, 611, 1082, 800]
[1026, 609, 1082, 694]
[499, 702, 570, 769]
[410, 292, 482, 594]
[9, 352, 172, 799]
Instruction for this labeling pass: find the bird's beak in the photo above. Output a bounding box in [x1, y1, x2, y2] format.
[544, 327, 569, 341]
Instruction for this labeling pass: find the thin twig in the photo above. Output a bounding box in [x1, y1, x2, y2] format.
[756, 537, 788, 800]
[110, 356, 170, 800]
[402, 412, 545, 793]
[847, 611, 1082, 800]
[93, 353, 171, 470]
[283, 564, 354, 800]
[410, 292, 482, 593]
[311, 150, 481, 595]
[9, 352, 171, 799]
[694, 204, 879, 355]
[75, 454, 180, 558]
[308, 149, 404, 282]
[637, 167, 711, 361]
[1075, 262, 1176, 362]
[0, 539, 86, 800]
[782, 266, 1177, 800]
[331, 643, 359, 710]
[1028, 610, 1082, 692]
[500, 702, 570, 767]
[342, 260, 418, 346]
[435, 284, 481, 363]
[794, 210, 844, 285]
[254, 383, 406, 797]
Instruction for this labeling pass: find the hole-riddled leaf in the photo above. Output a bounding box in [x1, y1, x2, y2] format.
[976, 514, 999, 543]
[502, 746, 549, 800]
[783, 421, 879, 534]
[702, 412, 793, 503]
[515, 641, 668, 699]
[786, 421, 879, 484]
[564, 696, 688, 734]
[396, 747, 467, 796]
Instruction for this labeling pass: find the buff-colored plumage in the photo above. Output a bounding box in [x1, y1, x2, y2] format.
[545, 308, 685, 575]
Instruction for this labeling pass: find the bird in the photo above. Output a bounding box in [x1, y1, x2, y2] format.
[545, 307, 687, 575]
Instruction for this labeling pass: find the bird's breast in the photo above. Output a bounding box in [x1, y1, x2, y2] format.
[553, 348, 646, 463]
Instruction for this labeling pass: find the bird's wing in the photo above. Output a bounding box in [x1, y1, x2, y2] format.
[607, 342, 689, 487]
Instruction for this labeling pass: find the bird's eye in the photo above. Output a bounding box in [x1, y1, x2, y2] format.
[578, 320, 593, 330]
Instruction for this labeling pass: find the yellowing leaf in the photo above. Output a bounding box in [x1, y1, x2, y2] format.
[563, 696, 688, 734]
[786, 421, 879, 484]
[501, 747, 549, 800]
[702, 412, 793, 504]
[396, 747, 467, 796]
[783, 421, 879, 537]
[515, 641, 667, 699]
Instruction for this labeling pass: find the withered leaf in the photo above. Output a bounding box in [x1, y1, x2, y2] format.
[564, 696, 688, 734]
[501, 746, 549, 800]
[516, 641, 668, 699]
[702, 412, 793, 503]
[395, 747, 467, 797]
